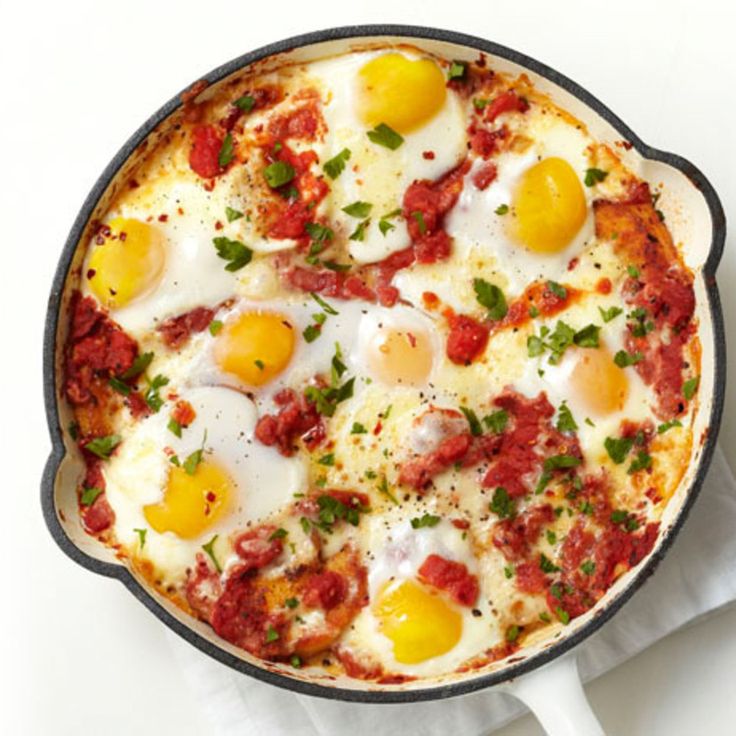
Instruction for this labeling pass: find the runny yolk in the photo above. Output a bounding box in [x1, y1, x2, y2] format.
[214, 311, 295, 387]
[367, 327, 433, 386]
[570, 345, 629, 416]
[357, 53, 447, 134]
[87, 217, 166, 309]
[374, 580, 462, 664]
[511, 157, 587, 254]
[144, 460, 232, 539]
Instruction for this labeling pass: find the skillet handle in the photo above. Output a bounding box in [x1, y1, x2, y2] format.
[500, 654, 604, 736]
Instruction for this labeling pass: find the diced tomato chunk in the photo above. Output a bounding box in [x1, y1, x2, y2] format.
[418, 554, 479, 607]
[189, 124, 224, 178]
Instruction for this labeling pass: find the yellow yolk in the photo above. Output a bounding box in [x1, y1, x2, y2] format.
[570, 346, 629, 416]
[511, 157, 587, 254]
[214, 311, 295, 386]
[87, 217, 166, 308]
[367, 328, 433, 386]
[144, 460, 232, 539]
[357, 53, 446, 134]
[374, 580, 462, 664]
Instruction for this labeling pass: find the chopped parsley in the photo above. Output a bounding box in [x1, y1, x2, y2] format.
[411, 513, 441, 529]
[628, 450, 652, 475]
[378, 208, 402, 236]
[290, 655, 302, 668]
[556, 606, 570, 625]
[546, 529, 557, 545]
[604, 436, 634, 464]
[350, 422, 368, 435]
[614, 349, 644, 368]
[366, 122, 404, 150]
[323, 148, 352, 179]
[546, 280, 567, 299]
[581, 560, 595, 575]
[167, 418, 182, 438]
[683, 376, 700, 400]
[213, 236, 253, 271]
[505, 625, 520, 643]
[233, 95, 255, 112]
[208, 320, 223, 336]
[317, 453, 335, 467]
[447, 60, 467, 80]
[311, 292, 339, 316]
[495, 203, 509, 215]
[202, 534, 222, 573]
[84, 434, 122, 460]
[265, 625, 280, 643]
[543, 454, 581, 471]
[314, 493, 368, 531]
[218, 133, 234, 168]
[539, 553, 561, 574]
[459, 406, 483, 436]
[627, 264, 640, 279]
[584, 167, 608, 187]
[144, 374, 169, 413]
[349, 219, 370, 242]
[483, 409, 509, 433]
[133, 528, 147, 548]
[121, 351, 153, 381]
[263, 160, 295, 188]
[504, 565, 515, 579]
[599, 305, 623, 323]
[80, 486, 103, 506]
[342, 201, 372, 218]
[108, 376, 131, 396]
[284, 597, 299, 609]
[611, 509, 641, 532]
[657, 419, 682, 434]
[490, 486, 516, 519]
[269, 527, 288, 541]
[183, 431, 207, 476]
[573, 324, 600, 348]
[527, 321, 600, 364]
[556, 403, 578, 432]
[225, 206, 244, 223]
[628, 307, 655, 337]
[254, 359, 265, 371]
[376, 474, 399, 505]
[304, 344, 355, 416]
[305, 221, 334, 244]
[473, 278, 508, 320]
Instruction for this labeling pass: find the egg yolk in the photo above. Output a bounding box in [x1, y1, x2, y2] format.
[214, 312, 295, 386]
[87, 217, 166, 308]
[357, 53, 446, 134]
[374, 580, 462, 664]
[570, 346, 629, 416]
[367, 328, 433, 386]
[511, 157, 587, 254]
[144, 460, 232, 539]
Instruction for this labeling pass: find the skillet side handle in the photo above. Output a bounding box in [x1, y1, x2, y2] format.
[501, 654, 605, 736]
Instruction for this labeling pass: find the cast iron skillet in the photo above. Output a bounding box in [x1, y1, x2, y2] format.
[42, 24, 726, 734]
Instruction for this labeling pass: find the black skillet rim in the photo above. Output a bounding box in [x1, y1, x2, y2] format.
[41, 24, 727, 703]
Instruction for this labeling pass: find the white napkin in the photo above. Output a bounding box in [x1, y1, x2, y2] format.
[167, 446, 736, 735]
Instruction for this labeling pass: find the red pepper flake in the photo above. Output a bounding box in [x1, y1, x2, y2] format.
[373, 420, 383, 436]
[86, 269, 96, 280]
[567, 257, 579, 271]
[206, 491, 217, 503]
[215, 220, 224, 230]
[596, 277, 612, 295]
[406, 332, 417, 348]
[422, 151, 436, 160]
[158, 214, 169, 223]
[422, 291, 440, 310]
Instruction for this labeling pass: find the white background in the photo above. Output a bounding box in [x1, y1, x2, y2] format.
[2, 0, 735, 733]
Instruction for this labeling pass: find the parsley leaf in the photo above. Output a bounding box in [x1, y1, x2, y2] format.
[323, 148, 352, 179]
[490, 487, 516, 519]
[573, 324, 600, 348]
[317, 453, 335, 466]
[411, 513, 441, 529]
[546, 281, 567, 299]
[80, 486, 103, 506]
[604, 436, 634, 464]
[599, 305, 623, 323]
[543, 454, 581, 471]
[483, 409, 508, 433]
[234, 95, 255, 112]
[366, 123, 404, 150]
[556, 607, 570, 625]
[540, 553, 560, 573]
[218, 133, 234, 168]
[411, 211, 427, 235]
[305, 222, 334, 243]
[213, 236, 253, 271]
[628, 450, 652, 474]
[311, 292, 339, 315]
[473, 98, 489, 111]
[121, 352, 153, 380]
[349, 219, 370, 241]
[342, 201, 372, 218]
[473, 278, 508, 320]
[264, 160, 295, 188]
[581, 560, 595, 575]
[556, 403, 578, 432]
[85, 434, 121, 460]
[495, 204, 509, 215]
[133, 528, 147, 547]
[584, 168, 608, 187]
[144, 374, 169, 413]
[614, 349, 643, 368]
[683, 376, 700, 400]
[447, 60, 467, 80]
[201, 534, 222, 573]
[167, 418, 182, 438]
[378, 208, 402, 236]
[460, 406, 483, 436]
[350, 422, 367, 435]
[627, 264, 640, 278]
[183, 431, 207, 476]
[658, 419, 682, 434]
[108, 376, 131, 396]
[209, 320, 223, 336]
[376, 474, 399, 505]
[225, 206, 244, 222]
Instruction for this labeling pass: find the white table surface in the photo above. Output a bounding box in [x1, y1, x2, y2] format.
[2, 0, 734, 733]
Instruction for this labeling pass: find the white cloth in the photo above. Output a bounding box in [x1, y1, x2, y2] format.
[167, 446, 736, 735]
